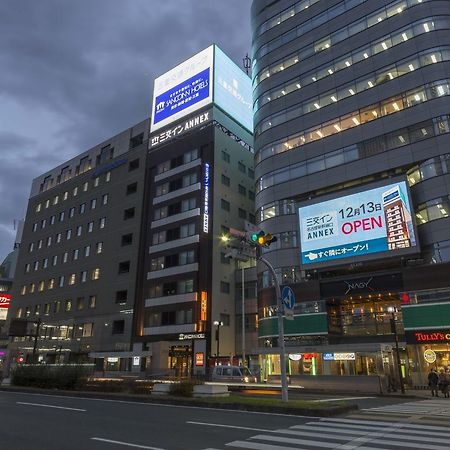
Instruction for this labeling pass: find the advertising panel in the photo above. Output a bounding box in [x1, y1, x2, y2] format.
[0, 293, 11, 320]
[151, 46, 214, 132]
[299, 181, 417, 266]
[214, 46, 253, 132]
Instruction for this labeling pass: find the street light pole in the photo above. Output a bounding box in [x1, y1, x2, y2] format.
[259, 256, 289, 402]
[213, 320, 223, 365]
[388, 306, 405, 394]
[241, 264, 246, 367]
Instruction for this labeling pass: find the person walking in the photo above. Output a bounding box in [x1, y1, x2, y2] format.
[438, 369, 449, 398]
[428, 368, 439, 397]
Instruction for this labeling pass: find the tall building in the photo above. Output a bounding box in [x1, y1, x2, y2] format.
[132, 45, 255, 377]
[8, 120, 150, 370]
[251, 0, 450, 385]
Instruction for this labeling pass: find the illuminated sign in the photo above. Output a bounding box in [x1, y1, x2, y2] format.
[133, 356, 141, 366]
[150, 110, 211, 148]
[406, 329, 450, 344]
[214, 46, 253, 132]
[107, 357, 119, 363]
[322, 352, 356, 361]
[0, 294, 11, 321]
[299, 181, 417, 266]
[288, 354, 302, 361]
[195, 352, 205, 366]
[200, 291, 208, 322]
[424, 349, 437, 364]
[151, 46, 214, 132]
[203, 163, 210, 233]
[178, 333, 205, 341]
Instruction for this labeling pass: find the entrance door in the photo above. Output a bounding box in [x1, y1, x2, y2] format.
[169, 346, 192, 377]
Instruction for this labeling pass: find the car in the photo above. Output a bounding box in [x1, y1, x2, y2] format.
[211, 365, 257, 383]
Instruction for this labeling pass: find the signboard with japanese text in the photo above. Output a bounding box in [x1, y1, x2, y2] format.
[299, 181, 418, 267]
[213, 46, 253, 133]
[0, 293, 11, 320]
[151, 46, 214, 132]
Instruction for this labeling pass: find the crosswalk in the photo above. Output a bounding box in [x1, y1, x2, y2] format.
[202, 416, 450, 450]
[362, 399, 450, 418]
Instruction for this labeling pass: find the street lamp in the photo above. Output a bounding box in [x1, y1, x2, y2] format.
[387, 306, 405, 394]
[213, 320, 224, 365]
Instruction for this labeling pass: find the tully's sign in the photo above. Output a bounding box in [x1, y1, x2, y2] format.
[405, 329, 450, 344]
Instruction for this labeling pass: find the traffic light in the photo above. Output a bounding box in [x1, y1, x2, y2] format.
[16, 353, 24, 364]
[249, 230, 277, 247]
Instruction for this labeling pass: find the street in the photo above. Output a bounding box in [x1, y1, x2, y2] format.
[1, 391, 450, 449]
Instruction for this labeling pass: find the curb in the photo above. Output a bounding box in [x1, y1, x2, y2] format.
[0, 385, 358, 417]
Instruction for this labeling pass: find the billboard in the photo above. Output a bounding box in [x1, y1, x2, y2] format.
[214, 46, 253, 132]
[299, 181, 418, 267]
[151, 46, 214, 132]
[0, 293, 10, 320]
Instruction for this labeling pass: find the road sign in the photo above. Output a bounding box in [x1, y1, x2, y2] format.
[282, 286, 296, 320]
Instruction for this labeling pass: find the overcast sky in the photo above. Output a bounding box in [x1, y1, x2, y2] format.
[0, 0, 252, 261]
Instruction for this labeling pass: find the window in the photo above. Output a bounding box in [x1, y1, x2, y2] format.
[99, 217, 106, 228]
[222, 151, 230, 163]
[249, 213, 256, 224]
[53, 195, 59, 205]
[105, 171, 111, 182]
[58, 276, 65, 287]
[59, 211, 65, 222]
[182, 172, 197, 187]
[180, 223, 196, 238]
[116, 290, 128, 304]
[179, 250, 195, 265]
[65, 299, 72, 311]
[90, 198, 97, 209]
[80, 203, 86, 214]
[73, 186, 78, 197]
[220, 281, 230, 294]
[41, 219, 46, 229]
[88, 295, 96, 308]
[43, 258, 48, 269]
[76, 225, 82, 236]
[66, 229, 72, 240]
[221, 199, 230, 211]
[81, 271, 87, 283]
[45, 236, 51, 247]
[25, 263, 30, 273]
[124, 208, 135, 220]
[38, 281, 44, 292]
[84, 245, 91, 257]
[30, 283, 35, 293]
[221, 174, 230, 186]
[63, 252, 69, 263]
[48, 278, 55, 289]
[32, 223, 38, 232]
[36, 203, 42, 212]
[54, 301, 61, 313]
[248, 190, 255, 200]
[68, 273, 76, 285]
[38, 239, 43, 249]
[73, 249, 79, 260]
[45, 200, 50, 209]
[238, 208, 247, 219]
[112, 320, 125, 335]
[50, 215, 55, 225]
[44, 303, 50, 315]
[96, 242, 103, 254]
[126, 183, 137, 195]
[82, 322, 94, 337]
[221, 252, 231, 264]
[121, 233, 133, 246]
[29, 242, 34, 253]
[238, 162, 246, 173]
[88, 221, 94, 232]
[91, 268, 100, 280]
[118, 261, 130, 274]
[63, 191, 68, 201]
[129, 158, 139, 171]
[238, 184, 247, 196]
[56, 233, 62, 243]
[77, 297, 85, 310]
[52, 255, 58, 266]
[182, 197, 196, 212]
[220, 313, 230, 326]
[102, 194, 108, 205]
[34, 260, 39, 271]
[94, 177, 100, 187]
[83, 181, 88, 192]
[248, 168, 255, 179]
[21, 285, 27, 295]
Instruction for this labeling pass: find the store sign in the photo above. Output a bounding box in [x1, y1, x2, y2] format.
[424, 349, 437, 364]
[149, 110, 211, 148]
[288, 354, 302, 361]
[405, 329, 450, 344]
[203, 163, 210, 233]
[195, 352, 205, 366]
[133, 356, 141, 366]
[151, 46, 213, 132]
[178, 333, 205, 341]
[200, 291, 208, 322]
[344, 277, 373, 295]
[107, 357, 119, 363]
[0, 293, 11, 321]
[299, 181, 417, 267]
[322, 352, 356, 361]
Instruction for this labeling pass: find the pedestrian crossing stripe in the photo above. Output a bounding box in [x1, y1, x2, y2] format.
[362, 399, 450, 417]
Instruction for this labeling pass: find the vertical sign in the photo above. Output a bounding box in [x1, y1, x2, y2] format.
[200, 291, 208, 321]
[203, 163, 210, 233]
[0, 294, 11, 320]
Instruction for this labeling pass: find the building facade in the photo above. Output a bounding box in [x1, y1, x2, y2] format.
[251, 0, 450, 386]
[8, 120, 150, 372]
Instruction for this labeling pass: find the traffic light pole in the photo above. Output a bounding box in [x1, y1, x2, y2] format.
[259, 256, 289, 402]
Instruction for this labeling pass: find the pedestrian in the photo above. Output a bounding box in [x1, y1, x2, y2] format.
[438, 369, 449, 398]
[428, 368, 439, 397]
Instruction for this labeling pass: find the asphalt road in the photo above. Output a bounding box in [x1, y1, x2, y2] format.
[1, 390, 448, 450]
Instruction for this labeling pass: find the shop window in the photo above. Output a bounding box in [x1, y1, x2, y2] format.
[112, 320, 125, 335]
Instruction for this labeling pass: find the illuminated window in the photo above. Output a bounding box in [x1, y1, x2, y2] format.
[91, 268, 100, 280]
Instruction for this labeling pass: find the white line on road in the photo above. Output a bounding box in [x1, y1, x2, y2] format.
[16, 401, 86, 411]
[91, 437, 165, 449]
[313, 396, 374, 402]
[187, 421, 278, 433]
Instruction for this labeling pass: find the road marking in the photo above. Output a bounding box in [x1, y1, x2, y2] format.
[16, 401, 86, 411]
[0, 391, 318, 418]
[187, 421, 277, 433]
[91, 437, 165, 449]
[313, 396, 374, 402]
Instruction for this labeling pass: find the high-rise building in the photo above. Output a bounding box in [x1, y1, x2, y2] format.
[252, 0, 450, 386]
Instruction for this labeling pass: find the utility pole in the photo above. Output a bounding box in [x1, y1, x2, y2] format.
[241, 264, 246, 367]
[388, 306, 405, 394]
[32, 318, 41, 364]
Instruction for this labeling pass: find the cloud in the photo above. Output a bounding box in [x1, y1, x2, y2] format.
[0, 0, 251, 260]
